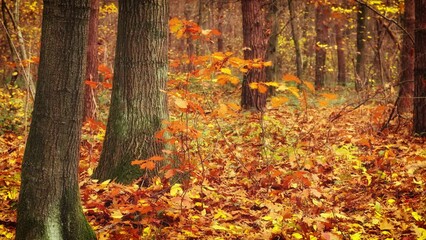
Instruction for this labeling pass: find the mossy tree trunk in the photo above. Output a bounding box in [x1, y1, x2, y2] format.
[241, 0, 270, 111]
[93, 0, 169, 184]
[414, 0, 426, 136]
[16, 0, 95, 239]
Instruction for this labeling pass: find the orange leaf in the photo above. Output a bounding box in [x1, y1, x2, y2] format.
[85, 80, 98, 88]
[258, 83, 268, 93]
[282, 74, 301, 83]
[148, 156, 164, 162]
[101, 82, 112, 89]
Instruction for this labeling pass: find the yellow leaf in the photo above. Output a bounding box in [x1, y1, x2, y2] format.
[214, 209, 231, 220]
[265, 81, 279, 87]
[211, 222, 228, 231]
[111, 210, 123, 219]
[292, 233, 303, 239]
[220, 67, 232, 75]
[249, 82, 258, 89]
[175, 97, 188, 109]
[287, 86, 300, 98]
[350, 232, 362, 240]
[412, 211, 424, 221]
[271, 97, 288, 108]
[170, 183, 183, 197]
[100, 179, 111, 188]
[263, 61, 273, 67]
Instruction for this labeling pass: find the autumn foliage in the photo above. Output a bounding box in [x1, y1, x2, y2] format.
[1, 1, 426, 239]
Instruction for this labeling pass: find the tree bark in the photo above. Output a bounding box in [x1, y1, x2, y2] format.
[315, 4, 328, 90]
[93, 0, 169, 184]
[355, 3, 367, 91]
[288, 0, 302, 79]
[217, 0, 224, 52]
[266, 0, 279, 85]
[335, 21, 346, 86]
[414, 0, 426, 136]
[16, 0, 95, 239]
[241, 0, 270, 111]
[84, 0, 100, 121]
[398, 0, 414, 114]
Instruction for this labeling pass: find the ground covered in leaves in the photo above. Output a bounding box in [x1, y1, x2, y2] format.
[1, 88, 426, 240]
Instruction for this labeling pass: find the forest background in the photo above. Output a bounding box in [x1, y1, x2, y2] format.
[0, 0, 425, 239]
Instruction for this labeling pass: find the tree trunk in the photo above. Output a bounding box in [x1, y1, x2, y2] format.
[288, 0, 302, 79]
[217, 0, 224, 52]
[93, 0, 169, 184]
[241, 0, 270, 111]
[335, 21, 346, 86]
[266, 0, 279, 85]
[414, 0, 426, 136]
[16, 0, 95, 239]
[315, 4, 328, 90]
[84, 0, 100, 121]
[355, 3, 367, 91]
[398, 0, 414, 114]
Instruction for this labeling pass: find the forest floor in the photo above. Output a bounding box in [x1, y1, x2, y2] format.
[1, 87, 426, 239]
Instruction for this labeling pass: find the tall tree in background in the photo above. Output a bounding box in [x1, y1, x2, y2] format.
[93, 0, 169, 184]
[414, 0, 426, 136]
[16, 0, 95, 239]
[217, 0, 224, 52]
[288, 0, 303, 79]
[314, 3, 328, 90]
[266, 0, 279, 85]
[355, 3, 367, 91]
[84, 0, 100, 121]
[334, 6, 347, 87]
[398, 0, 414, 114]
[241, 0, 270, 111]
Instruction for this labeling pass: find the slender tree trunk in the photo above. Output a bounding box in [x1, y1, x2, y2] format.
[217, 0, 224, 52]
[93, 0, 169, 184]
[355, 3, 367, 91]
[335, 21, 346, 86]
[241, 0, 270, 111]
[288, 0, 302, 79]
[84, 0, 99, 121]
[315, 4, 328, 90]
[414, 0, 426, 136]
[266, 0, 278, 85]
[398, 0, 414, 114]
[16, 0, 95, 239]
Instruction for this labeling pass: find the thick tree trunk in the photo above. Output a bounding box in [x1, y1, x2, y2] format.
[398, 0, 414, 114]
[16, 0, 95, 239]
[241, 0, 269, 111]
[414, 0, 426, 136]
[335, 22, 346, 86]
[84, 0, 99, 121]
[355, 3, 367, 91]
[288, 0, 302, 79]
[315, 4, 328, 90]
[93, 0, 169, 184]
